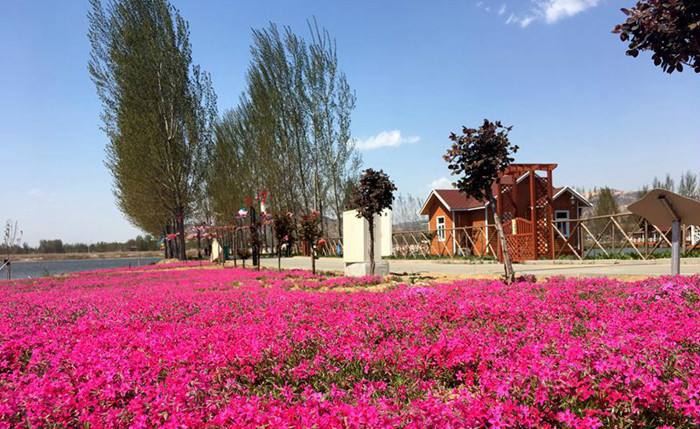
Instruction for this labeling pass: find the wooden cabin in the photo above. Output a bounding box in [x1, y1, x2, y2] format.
[419, 164, 592, 261]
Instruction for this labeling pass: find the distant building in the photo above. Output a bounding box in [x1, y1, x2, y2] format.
[419, 164, 592, 260]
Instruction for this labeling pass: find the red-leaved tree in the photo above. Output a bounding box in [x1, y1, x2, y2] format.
[351, 169, 397, 276]
[613, 1, 700, 73]
[272, 212, 295, 271]
[299, 211, 322, 274]
[444, 120, 518, 284]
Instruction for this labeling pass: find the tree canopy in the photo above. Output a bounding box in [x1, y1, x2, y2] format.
[444, 120, 518, 283]
[351, 169, 396, 275]
[88, 0, 217, 259]
[444, 120, 518, 202]
[208, 20, 360, 235]
[613, 0, 700, 73]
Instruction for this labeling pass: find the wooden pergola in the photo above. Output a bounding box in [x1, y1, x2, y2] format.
[496, 163, 558, 261]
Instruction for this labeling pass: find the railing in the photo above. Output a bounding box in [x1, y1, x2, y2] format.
[0, 260, 10, 280]
[318, 213, 700, 261]
[553, 213, 700, 261]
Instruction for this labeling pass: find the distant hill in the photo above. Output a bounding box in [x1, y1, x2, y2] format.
[583, 188, 640, 213]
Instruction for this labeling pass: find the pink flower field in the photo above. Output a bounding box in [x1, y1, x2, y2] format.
[1, 265, 700, 428]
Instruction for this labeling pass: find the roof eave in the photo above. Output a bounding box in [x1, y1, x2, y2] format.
[554, 186, 593, 207]
[419, 190, 453, 216]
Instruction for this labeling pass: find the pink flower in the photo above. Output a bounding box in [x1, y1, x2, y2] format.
[0, 268, 697, 427]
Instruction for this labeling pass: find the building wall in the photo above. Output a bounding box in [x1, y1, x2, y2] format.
[427, 198, 454, 256]
[455, 209, 492, 257]
[551, 191, 583, 254]
[429, 205, 495, 257]
[426, 188, 586, 258]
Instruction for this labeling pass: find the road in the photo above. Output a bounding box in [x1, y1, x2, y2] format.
[259, 256, 700, 278]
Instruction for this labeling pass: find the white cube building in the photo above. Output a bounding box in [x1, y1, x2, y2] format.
[342, 209, 391, 276]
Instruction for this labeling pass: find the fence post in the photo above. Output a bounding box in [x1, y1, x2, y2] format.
[672, 220, 681, 275]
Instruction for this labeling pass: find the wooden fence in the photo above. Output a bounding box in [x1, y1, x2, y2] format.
[318, 213, 700, 261]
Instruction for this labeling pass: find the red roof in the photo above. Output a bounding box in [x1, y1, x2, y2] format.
[419, 188, 493, 215]
[432, 189, 487, 211]
[420, 185, 590, 216]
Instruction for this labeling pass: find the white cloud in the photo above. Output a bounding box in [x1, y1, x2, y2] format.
[354, 130, 420, 151]
[505, 13, 518, 25]
[541, 0, 601, 23]
[520, 15, 536, 27]
[430, 177, 454, 189]
[487, 0, 601, 27]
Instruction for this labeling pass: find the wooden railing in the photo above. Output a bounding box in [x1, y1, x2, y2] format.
[318, 213, 700, 261]
[552, 213, 700, 260]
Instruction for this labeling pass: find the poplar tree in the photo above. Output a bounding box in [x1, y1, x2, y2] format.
[678, 172, 699, 199]
[208, 21, 359, 231]
[88, 0, 217, 260]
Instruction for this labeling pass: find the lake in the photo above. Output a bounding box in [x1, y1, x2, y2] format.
[2, 257, 161, 280]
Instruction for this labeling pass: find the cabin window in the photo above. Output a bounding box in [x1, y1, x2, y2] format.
[555, 210, 570, 237]
[436, 216, 446, 241]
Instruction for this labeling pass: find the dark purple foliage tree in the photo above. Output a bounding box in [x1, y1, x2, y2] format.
[299, 211, 322, 274]
[444, 120, 518, 284]
[613, 0, 700, 73]
[351, 169, 397, 276]
[272, 212, 295, 271]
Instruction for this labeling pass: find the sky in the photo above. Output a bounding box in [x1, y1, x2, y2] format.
[1, 0, 699, 246]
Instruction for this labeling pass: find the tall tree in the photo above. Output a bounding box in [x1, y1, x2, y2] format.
[88, 0, 217, 260]
[651, 175, 675, 192]
[351, 169, 396, 276]
[444, 120, 518, 284]
[207, 109, 256, 224]
[209, 21, 360, 230]
[592, 187, 620, 236]
[678, 171, 699, 199]
[636, 184, 650, 199]
[594, 187, 620, 216]
[306, 19, 361, 236]
[393, 193, 426, 229]
[613, 0, 700, 73]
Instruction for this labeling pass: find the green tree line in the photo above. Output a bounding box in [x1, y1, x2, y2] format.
[207, 20, 360, 237]
[88, 0, 361, 259]
[0, 235, 160, 255]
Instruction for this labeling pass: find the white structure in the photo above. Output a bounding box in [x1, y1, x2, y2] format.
[380, 209, 393, 257]
[343, 209, 391, 277]
[210, 238, 223, 263]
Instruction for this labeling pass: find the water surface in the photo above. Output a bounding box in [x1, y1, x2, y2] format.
[2, 257, 160, 280]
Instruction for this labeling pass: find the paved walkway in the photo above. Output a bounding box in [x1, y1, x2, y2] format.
[259, 256, 700, 278]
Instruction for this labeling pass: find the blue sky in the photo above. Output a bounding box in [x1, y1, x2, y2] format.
[1, 0, 699, 245]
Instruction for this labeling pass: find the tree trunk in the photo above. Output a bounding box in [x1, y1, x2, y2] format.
[487, 193, 515, 284]
[278, 245, 282, 271]
[311, 242, 316, 274]
[164, 226, 170, 259]
[172, 223, 177, 259]
[250, 207, 260, 270]
[175, 209, 186, 260]
[368, 217, 375, 276]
